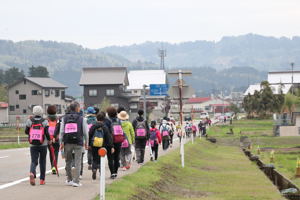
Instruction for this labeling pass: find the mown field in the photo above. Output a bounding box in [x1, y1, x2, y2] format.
[100, 138, 284, 200]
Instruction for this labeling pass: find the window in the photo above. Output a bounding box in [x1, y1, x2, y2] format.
[16, 105, 19, 109]
[106, 89, 114, 96]
[23, 109, 27, 114]
[32, 90, 38, 95]
[45, 89, 50, 97]
[89, 89, 97, 97]
[15, 90, 19, 94]
[19, 95, 26, 100]
[55, 89, 60, 97]
[56, 105, 62, 114]
[9, 106, 15, 111]
[61, 91, 65, 99]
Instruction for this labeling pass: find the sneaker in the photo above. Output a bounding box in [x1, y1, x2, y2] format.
[113, 173, 118, 178]
[110, 174, 115, 179]
[65, 180, 74, 186]
[40, 180, 45, 185]
[92, 170, 96, 180]
[125, 165, 131, 170]
[150, 157, 154, 161]
[88, 165, 92, 170]
[52, 167, 57, 175]
[29, 173, 35, 186]
[72, 182, 82, 187]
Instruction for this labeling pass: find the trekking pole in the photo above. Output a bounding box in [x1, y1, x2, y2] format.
[98, 148, 107, 200]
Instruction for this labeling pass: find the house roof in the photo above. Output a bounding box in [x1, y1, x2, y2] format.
[9, 77, 67, 88]
[244, 84, 292, 95]
[26, 77, 67, 88]
[127, 70, 167, 90]
[187, 97, 212, 104]
[79, 67, 129, 86]
[0, 102, 8, 108]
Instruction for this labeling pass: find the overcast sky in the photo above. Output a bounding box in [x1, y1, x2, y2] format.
[0, 0, 299, 48]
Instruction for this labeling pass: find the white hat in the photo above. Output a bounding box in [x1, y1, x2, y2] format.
[117, 111, 129, 121]
[33, 106, 43, 116]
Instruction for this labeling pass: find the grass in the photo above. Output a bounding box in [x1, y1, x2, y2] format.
[0, 127, 25, 136]
[99, 139, 284, 200]
[0, 143, 29, 149]
[208, 119, 274, 138]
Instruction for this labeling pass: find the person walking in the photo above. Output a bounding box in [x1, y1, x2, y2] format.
[149, 121, 162, 161]
[59, 103, 88, 187]
[85, 106, 97, 170]
[89, 112, 113, 180]
[46, 105, 60, 175]
[25, 106, 51, 186]
[107, 107, 125, 179]
[118, 111, 135, 170]
[160, 119, 171, 150]
[132, 110, 149, 165]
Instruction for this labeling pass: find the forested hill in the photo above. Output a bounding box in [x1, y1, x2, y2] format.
[0, 40, 154, 72]
[98, 34, 300, 71]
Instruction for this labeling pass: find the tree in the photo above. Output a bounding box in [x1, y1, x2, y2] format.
[99, 97, 111, 112]
[28, 66, 49, 77]
[0, 85, 7, 102]
[229, 103, 240, 116]
[4, 67, 25, 85]
[282, 93, 299, 115]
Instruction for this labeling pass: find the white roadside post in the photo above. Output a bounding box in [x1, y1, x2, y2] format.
[181, 126, 185, 168]
[98, 148, 107, 200]
[16, 116, 20, 145]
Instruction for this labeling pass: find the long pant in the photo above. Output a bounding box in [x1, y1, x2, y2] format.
[162, 138, 169, 150]
[120, 145, 132, 167]
[170, 134, 174, 145]
[30, 145, 47, 180]
[48, 142, 59, 168]
[65, 144, 82, 184]
[72, 152, 84, 176]
[92, 147, 100, 171]
[107, 143, 121, 175]
[87, 149, 93, 166]
[135, 147, 145, 164]
[151, 143, 159, 160]
[202, 127, 207, 136]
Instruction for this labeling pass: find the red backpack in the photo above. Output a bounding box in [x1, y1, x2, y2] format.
[29, 119, 45, 145]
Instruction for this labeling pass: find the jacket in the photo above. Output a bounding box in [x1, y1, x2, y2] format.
[121, 120, 135, 145]
[88, 121, 113, 148]
[132, 116, 149, 148]
[149, 128, 162, 144]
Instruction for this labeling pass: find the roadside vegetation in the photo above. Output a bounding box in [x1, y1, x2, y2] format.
[0, 143, 29, 149]
[101, 139, 284, 200]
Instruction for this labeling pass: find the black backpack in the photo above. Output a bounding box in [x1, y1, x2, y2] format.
[64, 114, 81, 144]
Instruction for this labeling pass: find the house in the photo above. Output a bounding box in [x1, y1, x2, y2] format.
[8, 77, 68, 123]
[0, 102, 8, 124]
[79, 67, 129, 109]
[127, 70, 167, 120]
[268, 71, 300, 85]
[183, 97, 231, 114]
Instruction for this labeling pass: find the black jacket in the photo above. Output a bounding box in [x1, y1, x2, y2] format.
[132, 116, 150, 147]
[89, 121, 113, 148]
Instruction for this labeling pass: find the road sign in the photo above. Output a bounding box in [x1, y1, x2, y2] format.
[149, 84, 169, 96]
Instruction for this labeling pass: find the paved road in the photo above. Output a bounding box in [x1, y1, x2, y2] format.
[0, 137, 182, 200]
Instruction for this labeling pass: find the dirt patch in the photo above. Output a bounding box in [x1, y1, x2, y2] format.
[129, 164, 212, 200]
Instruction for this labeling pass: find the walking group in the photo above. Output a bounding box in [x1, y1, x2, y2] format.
[25, 103, 176, 187]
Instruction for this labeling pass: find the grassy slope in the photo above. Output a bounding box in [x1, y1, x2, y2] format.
[0, 143, 29, 150]
[102, 139, 284, 200]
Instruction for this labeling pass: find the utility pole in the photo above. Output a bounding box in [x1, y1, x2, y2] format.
[291, 62, 295, 95]
[158, 48, 167, 70]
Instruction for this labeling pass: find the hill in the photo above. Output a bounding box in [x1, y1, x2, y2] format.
[98, 34, 300, 70]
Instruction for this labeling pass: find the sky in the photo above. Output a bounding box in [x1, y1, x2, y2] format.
[0, 0, 299, 49]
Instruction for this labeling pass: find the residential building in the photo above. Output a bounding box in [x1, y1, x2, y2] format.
[244, 84, 292, 96]
[79, 67, 129, 109]
[0, 102, 8, 124]
[8, 77, 68, 123]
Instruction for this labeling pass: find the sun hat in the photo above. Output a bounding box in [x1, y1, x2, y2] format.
[86, 106, 96, 114]
[33, 106, 43, 116]
[117, 111, 129, 121]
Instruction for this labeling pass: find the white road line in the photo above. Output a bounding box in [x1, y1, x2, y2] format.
[0, 160, 87, 190]
[0, 156, 9, 159]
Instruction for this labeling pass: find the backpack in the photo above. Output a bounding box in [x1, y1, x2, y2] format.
[87, 116, 97, 131]
[92, 127, 104, 147]
[161, 125, 169, 140]
[111, 119, 125, 143]
[185, 124, 192, 133]
[48, 120, 57, 139]
[149, 129, 157, 147]
[135, 120, 147, 140]
[29, 118, 45, 145]
[64, 114, 81, 144]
